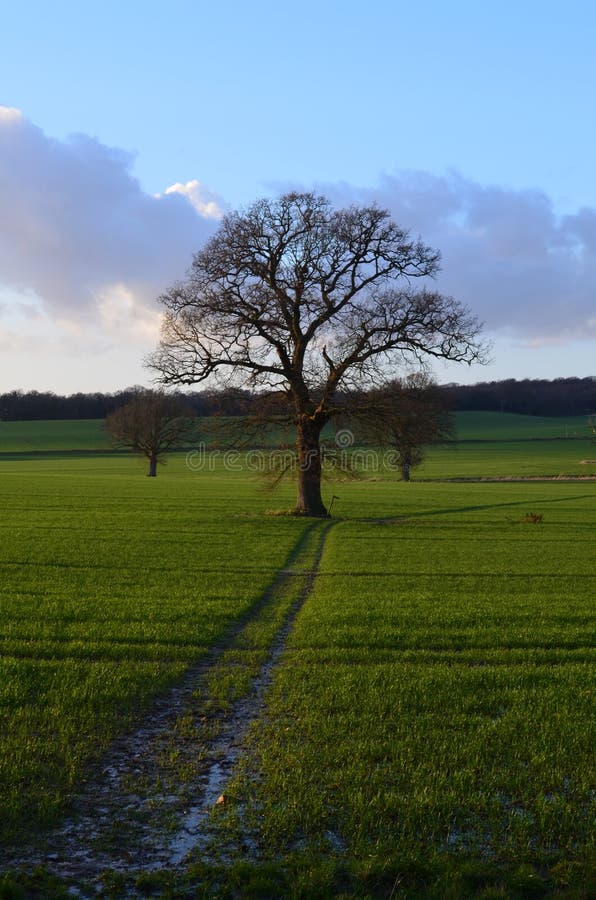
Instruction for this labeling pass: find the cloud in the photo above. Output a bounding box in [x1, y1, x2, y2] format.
[308, 171, 596, 344]
[2, 106, 595, 382]
[0, 108, 221, 337]
[0, 107, 23, 123]
[163, 180, 227, 219]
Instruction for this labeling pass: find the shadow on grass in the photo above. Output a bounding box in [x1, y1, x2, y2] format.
[361, 492, 594, 523]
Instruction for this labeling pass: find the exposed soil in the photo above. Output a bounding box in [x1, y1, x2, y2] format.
[1, 521, 334, 893]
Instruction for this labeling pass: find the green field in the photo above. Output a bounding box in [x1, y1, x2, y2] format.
[0, 457, 309, 838]
[0, 419, 112, 452]
[0, 411, 593, 454]
[453, 412, 590, 441]
[230, 483, 594, 891]
[0, 420, 594, 897]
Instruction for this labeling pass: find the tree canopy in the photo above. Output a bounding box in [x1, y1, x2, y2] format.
[105, 390, 196, 476]
[351, 374, 455, 481]
[150, 192, 485, 514]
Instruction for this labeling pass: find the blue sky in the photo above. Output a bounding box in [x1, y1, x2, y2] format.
[1, 0, 595, 392]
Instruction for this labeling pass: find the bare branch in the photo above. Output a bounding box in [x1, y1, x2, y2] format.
[105, 390, 196, 476]
[148, 191, 486, 513]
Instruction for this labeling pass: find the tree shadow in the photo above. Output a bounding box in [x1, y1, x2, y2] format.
[363, 492, 594, 522]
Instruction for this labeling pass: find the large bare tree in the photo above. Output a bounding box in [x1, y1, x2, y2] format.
[105, 390, 196, 476]
[149, 192, 484, 515]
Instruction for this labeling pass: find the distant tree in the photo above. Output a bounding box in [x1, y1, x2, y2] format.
[104, 390, 196, 476]
[149, 191, 484, 515]
[352, 373, 455, 481]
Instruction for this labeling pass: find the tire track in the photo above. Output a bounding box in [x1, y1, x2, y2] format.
[1, 519, 334, 891]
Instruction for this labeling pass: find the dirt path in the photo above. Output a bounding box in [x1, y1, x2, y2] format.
[2, 520, 334, 891]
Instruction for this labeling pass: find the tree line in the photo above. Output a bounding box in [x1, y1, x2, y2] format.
[443, 377, 596, 417]
[2, 376, 595, 422]
[0, 387, 253, 421]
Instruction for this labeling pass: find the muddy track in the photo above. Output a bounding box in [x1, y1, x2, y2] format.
[2, 519, 334, 888]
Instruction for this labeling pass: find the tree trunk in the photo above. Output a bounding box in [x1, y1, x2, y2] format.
[148, 453, 158, 477]
[295, 416, 328, 517]
[402, 449, 411, 482]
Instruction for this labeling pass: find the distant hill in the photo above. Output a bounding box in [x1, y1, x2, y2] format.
[454, 411, 591, 441]
[0, 412, 591, 455]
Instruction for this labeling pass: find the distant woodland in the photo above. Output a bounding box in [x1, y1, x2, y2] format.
[0, 377, 595, 421]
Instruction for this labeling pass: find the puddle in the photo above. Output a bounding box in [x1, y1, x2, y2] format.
[168, 761, 227, 864]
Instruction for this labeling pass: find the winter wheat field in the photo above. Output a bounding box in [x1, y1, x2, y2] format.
[0, 414, 594, 898]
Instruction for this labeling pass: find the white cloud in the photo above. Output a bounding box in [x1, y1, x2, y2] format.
[0, 107, 23, 123]
[0, 107, 218, 328]
[2, 107, 595, 390]
[308, 170, 596, 344]
[96, 283, 162, 343]
[163, 180, 226, 219]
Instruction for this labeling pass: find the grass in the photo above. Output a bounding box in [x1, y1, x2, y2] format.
[0, 426, 595, 896]
[416, 439, 596, 480]
[0, 419, 112, 452]
[453, 412, 591, 441]
[0, 411, 592, 455]
[0, 455, 311, 845]
[218, 482, 596, 896]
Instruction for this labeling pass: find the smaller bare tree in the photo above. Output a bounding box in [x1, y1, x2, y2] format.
[350, 373, 455, 481]
[105, 390, 196, 476]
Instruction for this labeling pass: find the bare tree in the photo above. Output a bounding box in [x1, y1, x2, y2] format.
[105, 390, 196, 476]
[350, 373, 455, 481]
[149, 192, 485, 514]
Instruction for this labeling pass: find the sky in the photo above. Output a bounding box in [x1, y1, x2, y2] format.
[1, 0, 595, 393]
